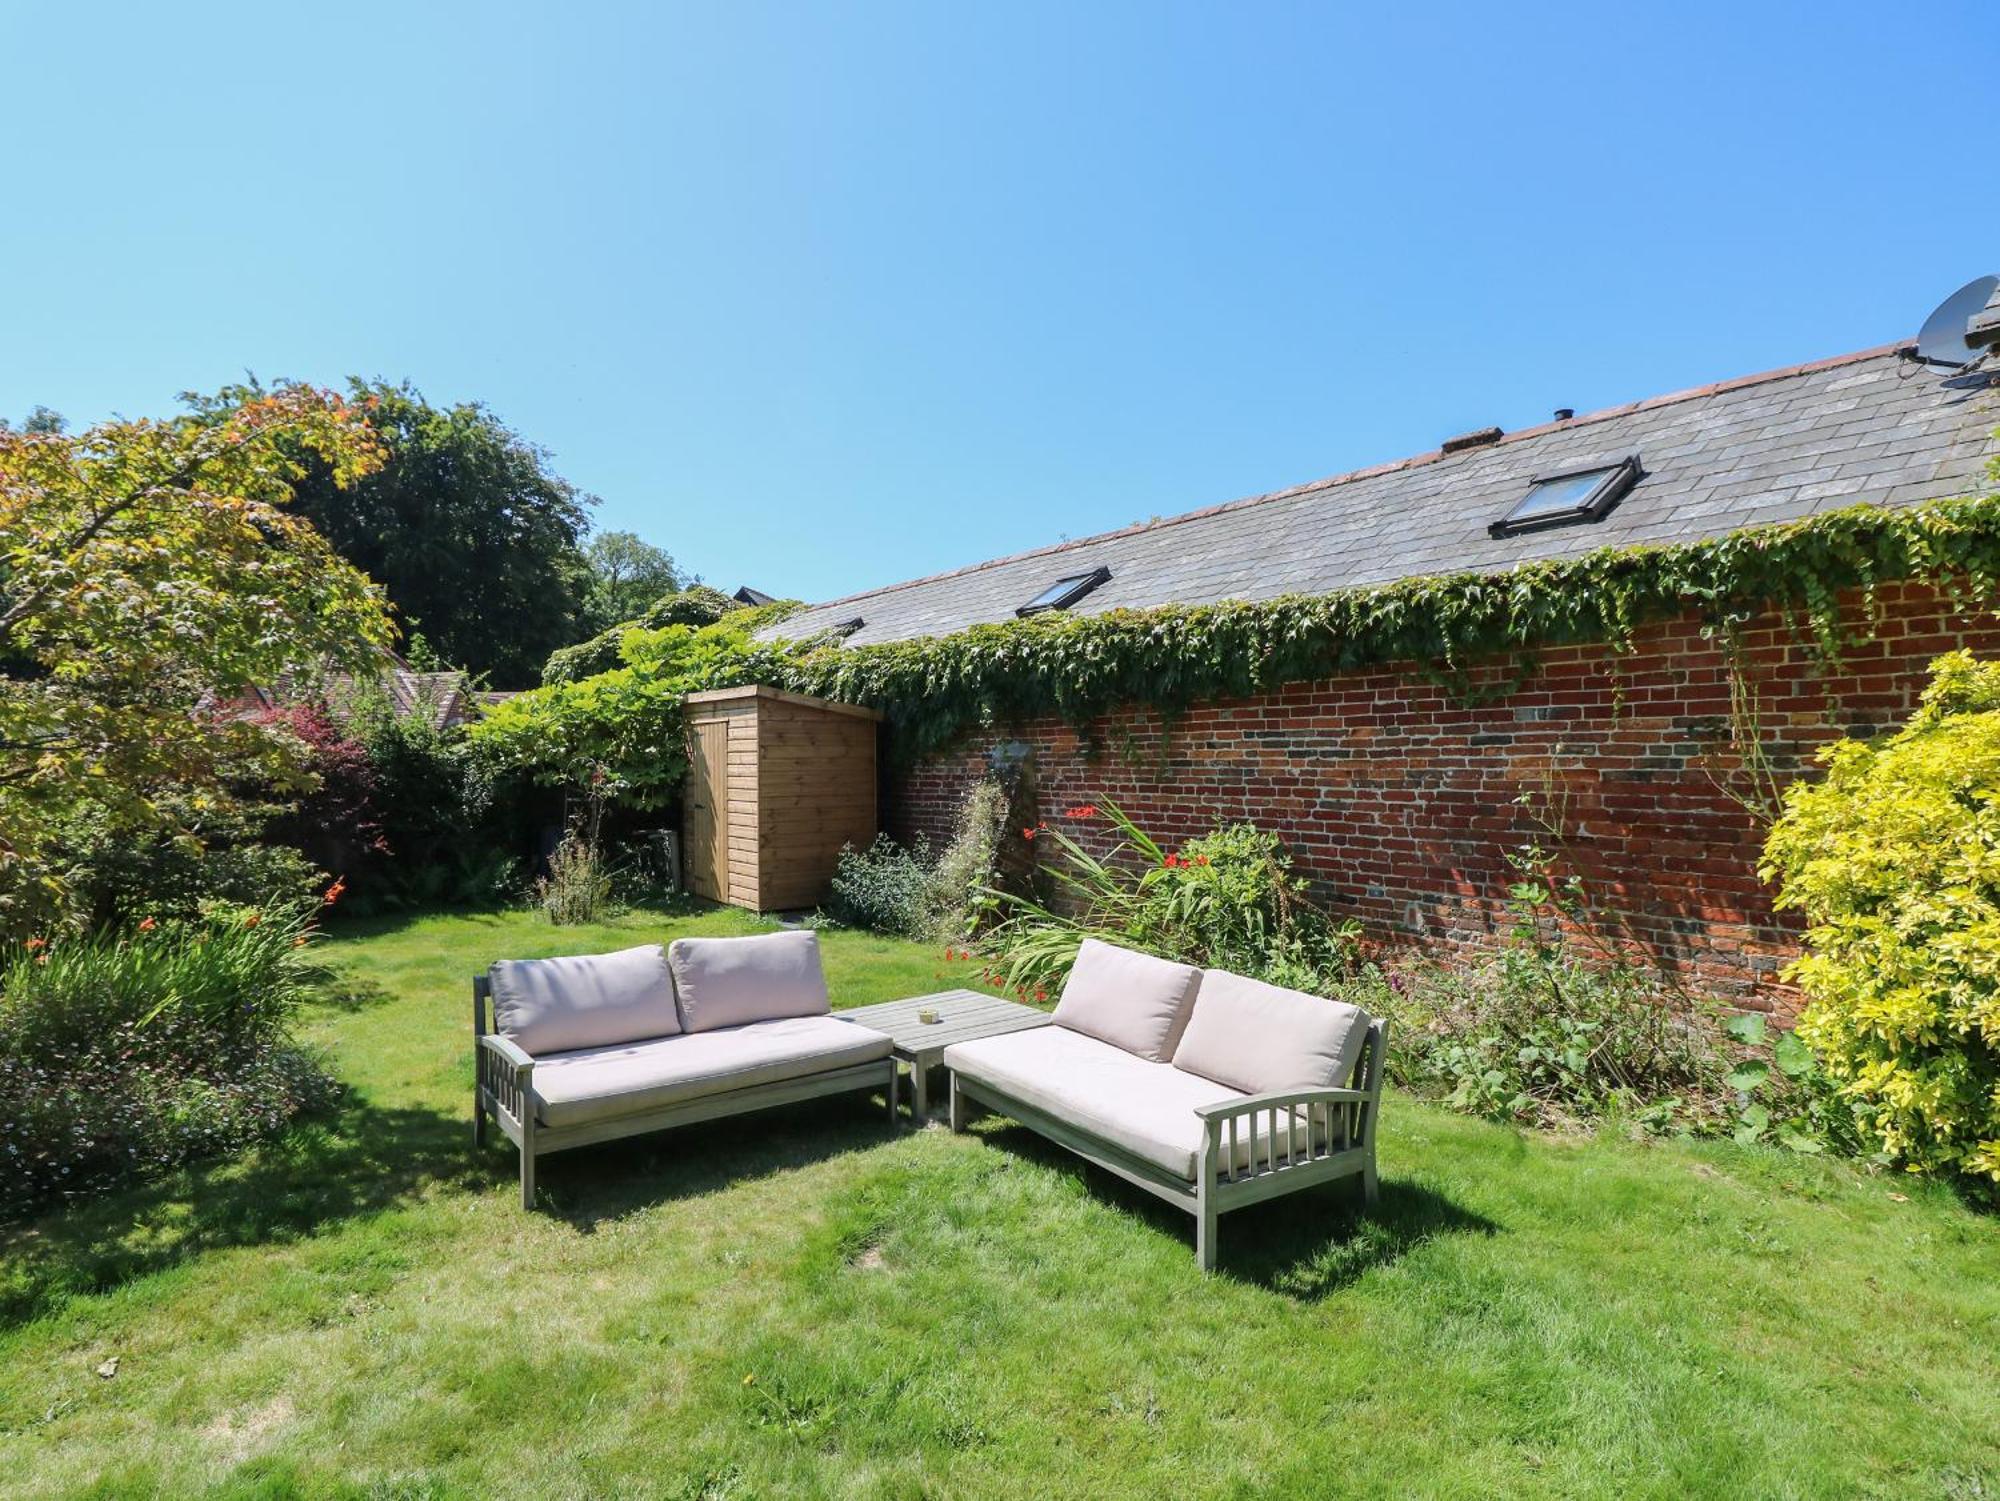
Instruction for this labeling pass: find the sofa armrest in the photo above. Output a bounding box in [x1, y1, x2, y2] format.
[479, 1031, 535, 1076]
[477, 1031, 536, 1129]
[1193, 1086, 1369, 1119]
[1195, 1084, 1379, 1181]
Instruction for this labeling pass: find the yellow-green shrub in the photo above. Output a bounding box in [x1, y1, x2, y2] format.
[1763, 650, 2000, 1193]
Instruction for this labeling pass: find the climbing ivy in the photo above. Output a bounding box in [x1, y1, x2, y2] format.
[478, 468, 2000, 798]
[770, 481, 2000, 762]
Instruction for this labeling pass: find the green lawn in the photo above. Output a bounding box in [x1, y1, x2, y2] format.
[2, 903, 1996, 1499]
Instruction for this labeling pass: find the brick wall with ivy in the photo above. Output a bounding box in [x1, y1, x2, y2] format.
[886, 580, 2000, 1007]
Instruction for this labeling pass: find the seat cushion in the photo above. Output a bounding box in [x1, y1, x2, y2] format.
[530, 1014, 893, 1129]
[489, 944, 678, 1056]
[1049, 938, 1203, 1062]
[668, 931, 831, 1033]
[944, 1026, 1261, 1180]
[1172, 969, 1370, 1096]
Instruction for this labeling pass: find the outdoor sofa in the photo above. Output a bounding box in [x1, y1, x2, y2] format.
[473, 930, 896, 1208]
[944, 939, 1386, 1271]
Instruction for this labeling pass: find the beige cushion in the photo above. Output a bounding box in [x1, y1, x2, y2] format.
[531, 1014, 892, 1129]
[489, 944, 678, 1056]
[1049, 938, 1203, 1062]
[667, 931, 831, 1033]
[944, 1026, 1309, 1180]
[1172, 969, 1370, 1096]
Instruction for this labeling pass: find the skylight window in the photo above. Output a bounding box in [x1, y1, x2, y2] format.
[1017, 566, 1110, 617]
[1489, 456, 1641, 538]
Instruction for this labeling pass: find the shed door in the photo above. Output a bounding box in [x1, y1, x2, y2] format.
[684, 718, 730, 900]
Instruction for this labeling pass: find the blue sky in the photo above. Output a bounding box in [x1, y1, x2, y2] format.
[3, 2, 1995, 604]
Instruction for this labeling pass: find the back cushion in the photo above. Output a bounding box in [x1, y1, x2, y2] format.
[668, 930, 831, 1033]
[1171, 969, 1370, 1096]
[489, 944, 678, 1056]
[1050, 938, 1203, 1062]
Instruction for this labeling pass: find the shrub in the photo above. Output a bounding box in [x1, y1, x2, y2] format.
[1763, 650, 2000, 1194]
[340, 690, 519, 913]
[1351, 810, 1855, 1146]
[980, 801, 1359, 999]
[65, 806, 324, 929]
[827, 779, 1018, 941]
[829, 834, 942, 938]
[537, 785, 615, 925]
[0, 898, 340, 1215]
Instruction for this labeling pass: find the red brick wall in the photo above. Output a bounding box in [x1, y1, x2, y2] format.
[888, 581, 2000, 1007]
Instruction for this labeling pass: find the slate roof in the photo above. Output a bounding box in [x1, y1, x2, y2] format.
[770, 343, 1997, 649]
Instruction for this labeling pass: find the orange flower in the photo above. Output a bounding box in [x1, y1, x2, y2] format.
[24, 936, 46, 951]
[138, 917, 157, 932]
[244, 913, 261, 928]
[294, 935, 309, 947]
[323, 877, 347, 906]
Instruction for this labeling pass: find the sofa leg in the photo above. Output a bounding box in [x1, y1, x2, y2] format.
[473, 1090, 487, 1152]
[520, 1145, 536, 1210]
[887, 1062, 899, 1127]
[1196, 1182, 1218, 1274]
[1361, 1157, 1379, 1209]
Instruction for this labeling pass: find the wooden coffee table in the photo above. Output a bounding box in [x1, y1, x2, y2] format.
[837, 989, 1052, 1121]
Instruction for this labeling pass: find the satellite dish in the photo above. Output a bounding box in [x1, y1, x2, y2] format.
[1914, 274, 1999, 367]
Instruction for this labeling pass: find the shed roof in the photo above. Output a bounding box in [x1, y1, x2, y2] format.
[770, 343, 1996, 649]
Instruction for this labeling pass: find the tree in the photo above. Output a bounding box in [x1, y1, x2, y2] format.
[542, 582, 746, 684]
[0, 388, 393, 935]
[0, 407, 67, 436]
[583, 530, 685, 635]
[185, 378, 595, 686]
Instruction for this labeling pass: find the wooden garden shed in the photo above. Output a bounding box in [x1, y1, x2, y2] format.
[681, 686, 883, 912]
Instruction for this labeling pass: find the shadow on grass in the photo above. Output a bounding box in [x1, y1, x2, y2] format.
[980, 1120, 1498, 1300]
[531, 1095, 900, 1234]
[0, 1092, 476, 1328]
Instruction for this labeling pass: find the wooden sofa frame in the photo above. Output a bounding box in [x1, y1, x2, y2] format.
[948, 1018, 1387, 1272]
[473, 975, 898, 1209]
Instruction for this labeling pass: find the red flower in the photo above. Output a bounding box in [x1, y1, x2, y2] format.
[1034, 989, 1047, 1002]
[1022, 827, 1037, 841]
[1196, 855, 1210, 866]
[1163, 854, 1180, 868]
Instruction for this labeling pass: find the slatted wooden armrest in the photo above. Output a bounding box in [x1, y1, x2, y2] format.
[478, 1031, 534, 1075]
[1193, 1086, 1369, 1119]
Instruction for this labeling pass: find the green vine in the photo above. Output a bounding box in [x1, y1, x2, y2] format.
[478, 474, 2000, 798]
[769, 483, 2000, 762]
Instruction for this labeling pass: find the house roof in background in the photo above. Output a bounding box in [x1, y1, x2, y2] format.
[769, 343, 1997, 648]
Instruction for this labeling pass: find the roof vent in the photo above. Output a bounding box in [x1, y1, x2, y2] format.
[1441, 426, 1504, 454]
[1553, 407, 1575, 422]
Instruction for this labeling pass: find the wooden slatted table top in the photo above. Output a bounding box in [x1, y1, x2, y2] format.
[835, 989, 1052, 1062]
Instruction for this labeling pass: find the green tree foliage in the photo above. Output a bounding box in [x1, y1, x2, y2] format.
[472, 604, 798, 806]
[0, 406, 67, 436]
[1764, 650, 2000, 1195]
[541, 583, 748, 685]
[0, 388, 393, 936]
[185, 378, 594, 687]
[583, 530, 686, 636]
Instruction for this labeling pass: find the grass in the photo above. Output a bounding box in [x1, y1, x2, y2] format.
[1, 901, 1996, 1499]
